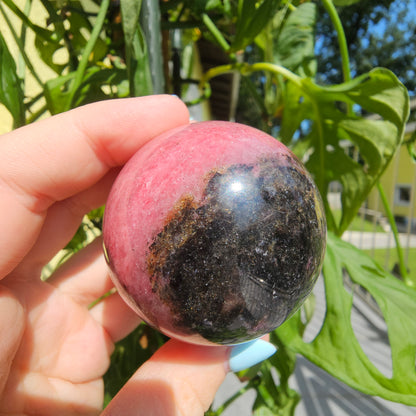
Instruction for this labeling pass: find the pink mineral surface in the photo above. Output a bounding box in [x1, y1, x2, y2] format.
[103, 121, 326, 345]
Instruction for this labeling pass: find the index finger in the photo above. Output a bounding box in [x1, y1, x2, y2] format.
[0, 95, 189, 278]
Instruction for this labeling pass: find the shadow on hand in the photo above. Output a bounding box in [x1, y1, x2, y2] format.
[103, 379, 178, 415]
[102, 339, 229, 416]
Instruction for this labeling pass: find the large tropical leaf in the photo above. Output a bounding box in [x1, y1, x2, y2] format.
[277, 232, 416, 405]
[281, 68, 409, 235]
[273, 2, 317, 77]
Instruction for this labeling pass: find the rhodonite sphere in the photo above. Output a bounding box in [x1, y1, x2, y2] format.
[103, 121, 326, 345]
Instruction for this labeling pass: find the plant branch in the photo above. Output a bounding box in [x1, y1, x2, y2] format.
[377, 181, 414, 287]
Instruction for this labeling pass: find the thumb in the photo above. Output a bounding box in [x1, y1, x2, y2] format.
[102, 339, 228, 416]
[102, 337, 277, 416]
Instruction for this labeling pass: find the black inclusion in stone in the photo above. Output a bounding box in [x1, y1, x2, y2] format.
[146, 155, 326, 344]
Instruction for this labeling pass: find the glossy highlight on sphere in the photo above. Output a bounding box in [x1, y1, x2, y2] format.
[103, 121, 327, 345]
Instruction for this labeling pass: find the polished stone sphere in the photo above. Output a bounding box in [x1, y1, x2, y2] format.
[103, 121, 326, 345]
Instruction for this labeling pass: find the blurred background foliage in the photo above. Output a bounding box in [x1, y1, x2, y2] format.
[1, 1, 415, 414]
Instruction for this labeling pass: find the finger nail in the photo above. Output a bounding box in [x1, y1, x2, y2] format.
[228, 339, 277, 372]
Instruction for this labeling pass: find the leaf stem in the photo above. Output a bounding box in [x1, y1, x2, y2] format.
[201, 13, 231, 53]
[310, 99, 327, 197]
[66, 0, 110, 110]
[377, 181, 414, 287]
[18, 0, 31, 80]
[201, 62, 302, 89]
[208, 382, 254, 415]
[322, 0, 351, 83]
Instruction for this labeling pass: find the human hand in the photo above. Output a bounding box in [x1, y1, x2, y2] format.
[0, 95, 276, 415]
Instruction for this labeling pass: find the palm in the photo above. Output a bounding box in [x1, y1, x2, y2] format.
[0, 241, 119, 415]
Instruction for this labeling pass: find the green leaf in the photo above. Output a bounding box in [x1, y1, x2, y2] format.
[120, 0, 153, 96]
[206, 0, 223, 10]
[44, 66, 127, 114]
[280, 81, 313, 142]
[3, 0, 58, 43]
[284, 68, 409, 235]
[254, 3, 317, 124]
[43, 0, 112, 112]
[34, 35, 66, 74]
[405, 131, 416, 163]
[34, 1, 108, 75]
[247, 338, 300, 415]
[0, 32, 25, 127]
[63, 0, 110, 111]
[120, 0, 143, 46]
[139, 0, 165, 94]
[65, 2, 108, 64]
[333, 0, 362, 5]
[274, 2, 317, 77]
[38, 0, 66, 39]
[232, 0, 281, 52]
[104, 324, 167, 406]
[128, 28, 153, 96]
[277, 232, 416, 405]
[44, 72, 75, 114]
[65, 222, 89, 252]
[253, 406, 278, 416]
[169, 0, 227, 17]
